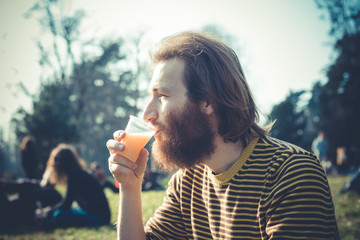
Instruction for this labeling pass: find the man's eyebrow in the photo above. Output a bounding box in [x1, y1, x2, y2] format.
[150, 87, 171, 94]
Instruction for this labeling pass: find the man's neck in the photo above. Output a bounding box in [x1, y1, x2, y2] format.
[205, 134, 243, 174]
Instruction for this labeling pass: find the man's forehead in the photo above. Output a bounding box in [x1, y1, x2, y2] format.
[148, 75, 173, 93]
[148, 59, 185, 92]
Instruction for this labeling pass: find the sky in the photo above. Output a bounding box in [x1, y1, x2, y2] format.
[0, 0, 334, 136]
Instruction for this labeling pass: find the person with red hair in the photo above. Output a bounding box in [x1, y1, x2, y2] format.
[39, 144, 110, 228]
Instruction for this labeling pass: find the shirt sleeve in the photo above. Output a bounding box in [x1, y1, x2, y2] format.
[260, 153, 339, 239]
[59, 174, 75, 211]
[145, 171, 187, 240]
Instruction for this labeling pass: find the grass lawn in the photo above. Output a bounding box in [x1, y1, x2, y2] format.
[1, 174, 359, 239]
[0, 188, 166, 240]
[328, 174, 360, 240]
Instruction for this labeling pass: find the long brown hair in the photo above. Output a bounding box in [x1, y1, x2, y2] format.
[19, 135, 41, 179]
[19, 136, 35, 152]
[44, 144, 86, 184]
[151, 31, 272, 146]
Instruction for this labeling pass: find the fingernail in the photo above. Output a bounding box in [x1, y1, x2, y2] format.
[118, 143, 124, 151]
[132, 163, 137, 169]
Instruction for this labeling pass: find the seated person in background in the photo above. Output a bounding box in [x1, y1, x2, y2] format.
[90, 161, 118, 193]
[336, 146, 348, 173]
[19, 135, 42, 179]
[38, 144, 111, 228]
[141, 168, 164, 191]
[0, 177, 62, 230]
[338, 168, 360, 195]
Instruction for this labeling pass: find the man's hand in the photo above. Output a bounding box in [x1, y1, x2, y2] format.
[107, 130, 149, 190]
[107, 130, 148, 240]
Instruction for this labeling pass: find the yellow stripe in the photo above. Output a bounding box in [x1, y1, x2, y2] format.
[266, 224, 336, 234]
[210, 137, 259, 185]
[267, 216, 336, 226]
[280, 198, 334, 208]
[180, 207, 261, 222]
[149, 219, 186, 238]
[145, 136, 337, 239]
[180, 191, 261, 206]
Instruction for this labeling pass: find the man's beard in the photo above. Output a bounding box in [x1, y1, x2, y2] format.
[151, 101, 216, 171]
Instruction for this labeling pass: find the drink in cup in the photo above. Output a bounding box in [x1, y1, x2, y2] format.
[118, 115, 154, 162]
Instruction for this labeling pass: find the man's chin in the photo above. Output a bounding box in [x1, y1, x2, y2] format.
[151, 141, 177, 171]
[150, 100, 215, 171]
[151, 140, 211, 172]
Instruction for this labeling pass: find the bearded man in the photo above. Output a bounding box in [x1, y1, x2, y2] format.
[107, 32, 339, 240]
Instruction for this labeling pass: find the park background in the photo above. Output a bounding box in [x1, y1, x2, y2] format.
[0, 0, 359, 239]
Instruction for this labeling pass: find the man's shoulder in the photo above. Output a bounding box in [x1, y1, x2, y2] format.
[254, 136, 320, 170]
[257, 135, 313, 157]
[255, 136, 324, 177]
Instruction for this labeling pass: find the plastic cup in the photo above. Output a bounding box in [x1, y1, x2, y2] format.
[118, 115, 154, 162]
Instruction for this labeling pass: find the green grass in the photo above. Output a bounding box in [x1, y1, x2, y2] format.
[328, 174, 360, 240]
[0, 188, 166, 240]
[1, 174, 359, 239]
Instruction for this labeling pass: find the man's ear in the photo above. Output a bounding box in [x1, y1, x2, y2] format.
[200, 100, 214, 115]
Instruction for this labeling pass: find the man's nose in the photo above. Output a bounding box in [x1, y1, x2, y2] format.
[143, 100, 158, 123]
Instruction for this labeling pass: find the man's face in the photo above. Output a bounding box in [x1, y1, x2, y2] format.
[143, 59, 215, 170]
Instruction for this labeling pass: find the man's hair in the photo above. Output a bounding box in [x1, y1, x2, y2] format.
[151, 31, 271, 146]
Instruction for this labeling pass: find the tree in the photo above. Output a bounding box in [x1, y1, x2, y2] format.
[315, 0, 360, 163]
[0, 129, 8, 176]
[263, 0, 360, 165]
[269, 91, 308, 148]
[12, 0, 147, 170]
[318, 33, 360, 160]
[12, 81, 77, 168]
[315, 0, 360, 39]
[304, 81, 322, 135]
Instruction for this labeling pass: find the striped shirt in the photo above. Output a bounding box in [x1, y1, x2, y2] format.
[145, 136, 339, 239]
